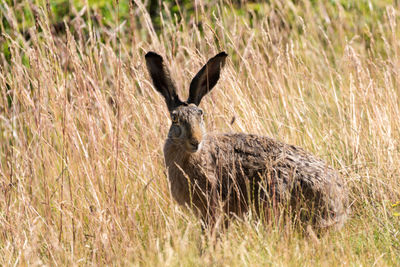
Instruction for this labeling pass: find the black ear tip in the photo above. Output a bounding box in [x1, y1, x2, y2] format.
[217, 51, 228, 58]
[145, 51, 163, 60]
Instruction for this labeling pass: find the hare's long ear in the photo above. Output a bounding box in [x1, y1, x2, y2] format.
[187, 52, 227, 106]
[145, 52, 183, 111]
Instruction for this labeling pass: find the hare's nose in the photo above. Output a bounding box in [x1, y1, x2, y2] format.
[190, 140, 199, 149]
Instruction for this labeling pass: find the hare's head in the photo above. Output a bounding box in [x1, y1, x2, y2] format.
[145, 51, 227, 153]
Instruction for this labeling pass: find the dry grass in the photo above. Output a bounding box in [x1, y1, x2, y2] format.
[1, 0, 399, 265]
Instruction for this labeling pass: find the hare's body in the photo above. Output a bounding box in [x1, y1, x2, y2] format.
[145, 51, 349, 229]
[165, 132, 348, 228]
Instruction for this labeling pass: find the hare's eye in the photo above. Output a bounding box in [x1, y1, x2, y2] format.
[198, 109, 203, 116]
[171, 114, 178, 123]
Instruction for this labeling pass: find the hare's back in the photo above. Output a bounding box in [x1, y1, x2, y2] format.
[204, 133, 348, 227]
[205, 132, 343, 198]
[207, 132, 330, 175]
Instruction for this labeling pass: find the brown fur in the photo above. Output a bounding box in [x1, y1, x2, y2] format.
[145, 51, 350, 230]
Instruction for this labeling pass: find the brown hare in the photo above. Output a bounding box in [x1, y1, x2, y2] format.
[145, 51, 349, 230]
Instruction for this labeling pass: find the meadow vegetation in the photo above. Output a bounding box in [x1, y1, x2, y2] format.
[0, 0, 400, 265]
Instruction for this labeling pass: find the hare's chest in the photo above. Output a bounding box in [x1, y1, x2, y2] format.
[166, 163, 192, 206]
[165, 155, 212, 207]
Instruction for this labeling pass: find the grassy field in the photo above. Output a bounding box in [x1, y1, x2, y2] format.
[1, 0, 400, 265]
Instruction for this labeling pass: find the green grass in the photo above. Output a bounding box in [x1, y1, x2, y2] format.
[1, 0, 400, 265]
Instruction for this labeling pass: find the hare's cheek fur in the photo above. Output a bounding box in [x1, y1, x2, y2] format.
[168, 125, 183, 139]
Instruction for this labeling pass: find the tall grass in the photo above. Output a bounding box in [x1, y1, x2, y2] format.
[0, 0, 399, 265]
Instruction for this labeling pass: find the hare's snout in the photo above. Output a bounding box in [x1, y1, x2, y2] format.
[189, 139, 199, 150]
[186, 138, 202, 152]
[185, 127, 203, 152]
[187, 122, 204, 152]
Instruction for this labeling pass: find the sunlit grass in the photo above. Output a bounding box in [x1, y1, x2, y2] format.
[0, 0, 399, 265]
